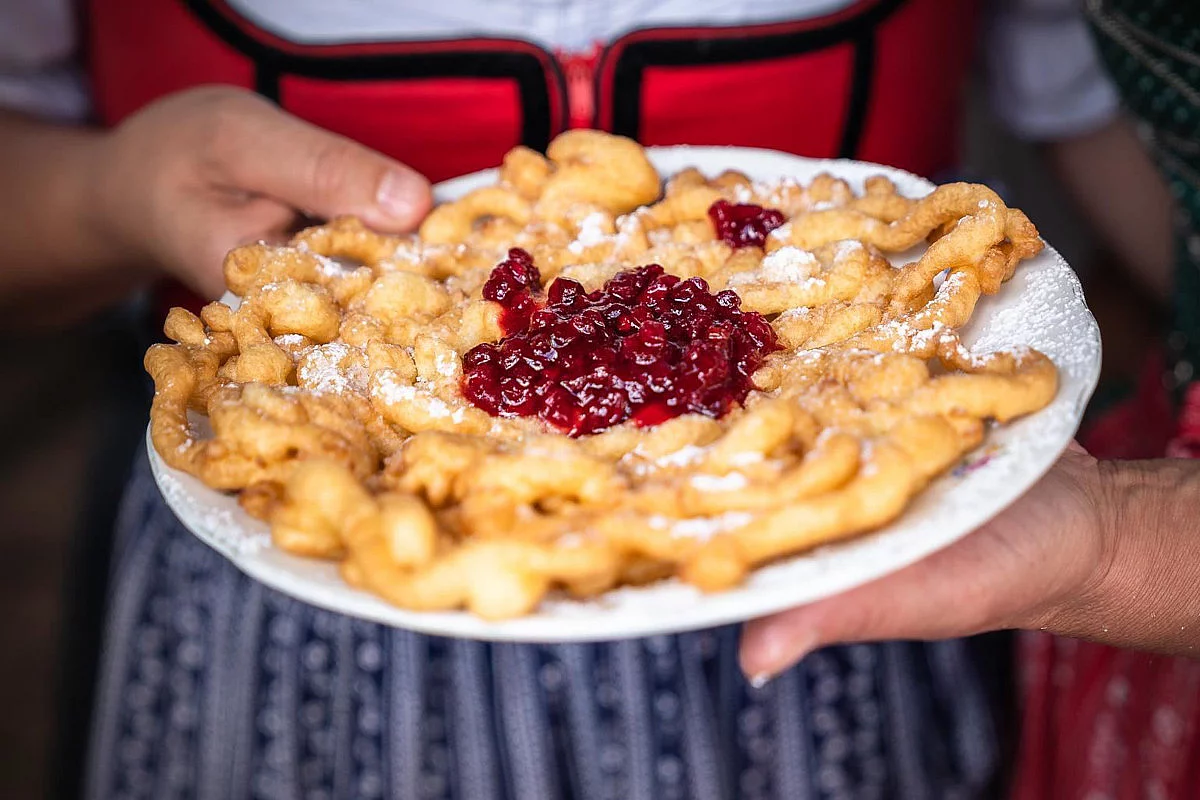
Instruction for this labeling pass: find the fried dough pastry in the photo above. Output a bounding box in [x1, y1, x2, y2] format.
[146, 131, 1056, 619]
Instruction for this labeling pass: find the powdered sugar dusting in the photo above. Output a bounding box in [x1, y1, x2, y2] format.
[730, 451, 766, 467]
[648, 511, 755, 542]
[373, 371, 468, 423]
[833, 239, 863, 261]
[652, 444, 705, 468]
[375, 374, 418, 405]
[968, 251, 1099, 372]
[380, 241, 437, 272]
[732, 176, 804, 207]
[874, 319, 954, 353]
[690, 472, 749, 492]
[298, 343, 367, 394]
[567, 211, 612, 254]
[776, 306, 812, 322]
[620, 442, 707, 477]
[434, 351, 460, 378]
[312, 252, 358, 277]
[729, 246, 819, 286]
[648, 228, 675, 246]
[153, 456, 270, 555]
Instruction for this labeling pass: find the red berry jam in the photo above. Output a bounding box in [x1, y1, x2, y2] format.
[483, 248, 542, 333]
[708, 199, 786, 249]
[463, 259, 780, 436]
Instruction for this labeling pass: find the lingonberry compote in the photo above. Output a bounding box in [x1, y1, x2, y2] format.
[462, 257, 780, 437]
[483, 247, 542, 333]
[708, 199, 786, 248]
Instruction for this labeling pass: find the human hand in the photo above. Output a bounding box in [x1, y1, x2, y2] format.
[739, 442, 1111, 682]
[88, 86, 432, 298]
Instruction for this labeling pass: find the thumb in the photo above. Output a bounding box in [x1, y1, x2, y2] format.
[739, 443, 1096, 683]
[738, 527, 1014, 684]
[212, 95, 433, 231]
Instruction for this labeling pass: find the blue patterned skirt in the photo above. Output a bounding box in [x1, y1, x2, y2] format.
[84, 454, 1010, 799]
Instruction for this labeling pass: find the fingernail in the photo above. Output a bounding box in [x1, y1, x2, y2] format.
[376, 169, 422, 220]
[748, 672, 773, 690]
[744, 625, 819, 684]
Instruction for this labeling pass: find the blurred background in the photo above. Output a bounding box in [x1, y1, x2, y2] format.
[0, 71, 1167, 800]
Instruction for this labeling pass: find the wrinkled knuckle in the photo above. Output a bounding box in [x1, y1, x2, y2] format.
[842, 602, 894, 643]
[308, 141, 362, 204]
[189, 84, 248, 107]
[199, 104, 244, 175]
[197, 89, 270, 177]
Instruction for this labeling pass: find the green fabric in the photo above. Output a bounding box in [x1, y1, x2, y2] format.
[1087, 1, 1200, 400]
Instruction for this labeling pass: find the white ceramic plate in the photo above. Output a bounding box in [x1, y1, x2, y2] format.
[149, 146, 1102, 643]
